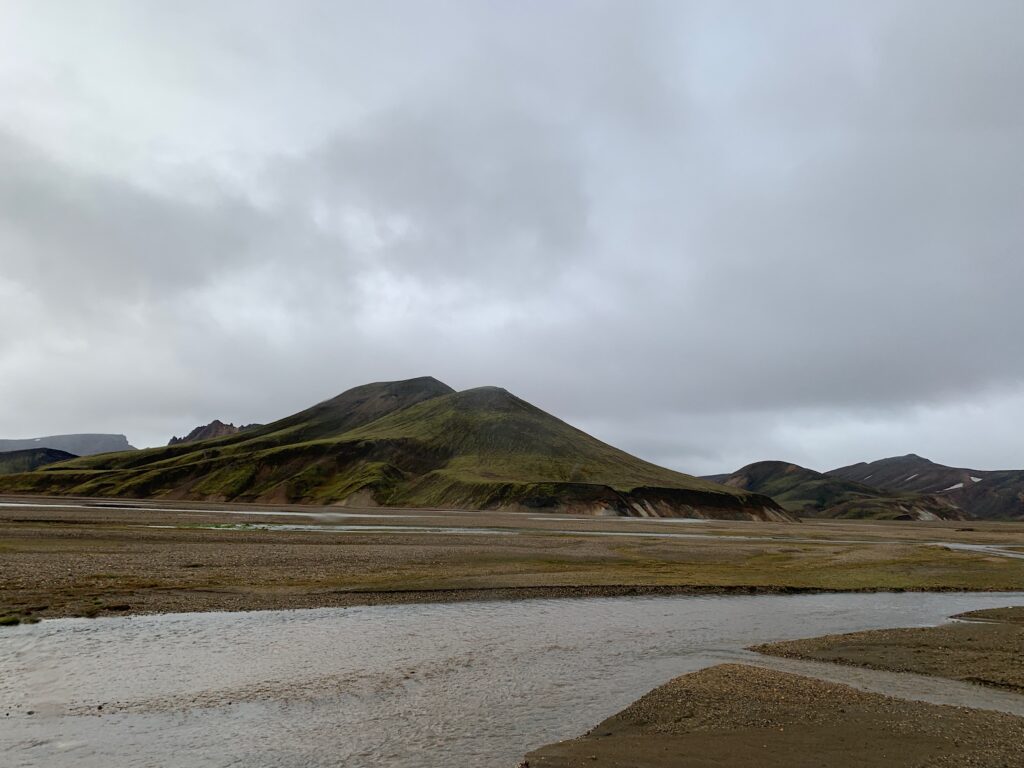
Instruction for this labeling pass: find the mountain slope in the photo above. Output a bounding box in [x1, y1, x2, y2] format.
[828, 454, 976, 494]
[713, 460, 967, 520]
[828, 455, 1024, 520]
[0, 448, 78, 475]
[0, 434, 134, 456]
[0, 378, 789, 520]
[334, 386, 786, 517]
[12, 376, 458, 481]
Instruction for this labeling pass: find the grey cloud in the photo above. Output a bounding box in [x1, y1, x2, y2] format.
[283, 102, 590, 286]
[0, 132, 269, 308]
[0, 1, 1022, 476]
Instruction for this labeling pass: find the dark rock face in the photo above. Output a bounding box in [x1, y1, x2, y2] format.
[0, 447, 77, 474]
[168, 420, 260, 446]
[0, 434, 134, 456]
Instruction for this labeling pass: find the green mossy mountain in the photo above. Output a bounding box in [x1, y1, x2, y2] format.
[713, 460, 968, 520]
[0, 378, 789, 520]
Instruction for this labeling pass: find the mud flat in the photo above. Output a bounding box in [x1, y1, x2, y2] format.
[753, 606, 1024, 693]
[3, 496, 1024, 623]
[522, 664, 1024, 768]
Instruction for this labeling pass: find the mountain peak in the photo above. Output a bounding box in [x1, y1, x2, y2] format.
[321, 376, 454, 405]
[451, 385, 519, 407]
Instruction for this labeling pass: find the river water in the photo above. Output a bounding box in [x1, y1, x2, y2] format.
[2, 592, 1023, 768]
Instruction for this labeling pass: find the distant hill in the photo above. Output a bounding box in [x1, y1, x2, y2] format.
[168, 420, 260, 446]
[0, 448, 78, 475]
[0, 377, 789, 520]
[828, 455, 1024, 520]
[829, 454, 987, 493]
[709, 460, 968, 520]
[0, 434, 134, 456]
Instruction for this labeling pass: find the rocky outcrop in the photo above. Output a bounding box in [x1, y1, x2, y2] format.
[168, 420, 260, 446]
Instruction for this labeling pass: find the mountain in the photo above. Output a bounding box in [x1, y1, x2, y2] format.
[829, 453, 984, 493]
[0, 434, 134, 456]
[0, 377, 789, 520]
[0, 448, 78, 475]
[828, 455, 1024, 520]
[710, 460, 968, 520]
[168, 420, 260, 446]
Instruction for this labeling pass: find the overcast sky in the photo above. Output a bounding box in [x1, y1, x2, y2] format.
[1, 1, 1022, 474]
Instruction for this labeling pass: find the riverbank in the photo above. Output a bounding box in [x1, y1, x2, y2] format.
[3, 496, 1024, 623]
[526, 607, 1024, 766]
[522, 664, 1024, 768]
[753, 606, 1024, 693]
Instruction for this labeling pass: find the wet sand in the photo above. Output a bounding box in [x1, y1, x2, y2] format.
[753, 606, 1024, 693]
[522, 664, 1024, 768]
[2, 495, 1024, 623]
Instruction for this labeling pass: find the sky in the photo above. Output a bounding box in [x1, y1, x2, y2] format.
[1, 0, 1022, 474]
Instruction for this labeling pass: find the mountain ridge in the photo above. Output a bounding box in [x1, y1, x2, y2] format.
[827, 455, 1024, 519]
[0, 434, 134, 456]
[709, 460, 968, 520]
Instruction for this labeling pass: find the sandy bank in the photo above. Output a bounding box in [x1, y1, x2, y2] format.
[522, 663, 1024, 767]
[753, 606, 1024, 693]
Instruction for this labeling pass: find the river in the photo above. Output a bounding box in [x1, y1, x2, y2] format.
[3, 592, 1023, 768]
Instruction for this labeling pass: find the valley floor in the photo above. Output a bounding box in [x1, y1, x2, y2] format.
[2, 495, 1024, 624]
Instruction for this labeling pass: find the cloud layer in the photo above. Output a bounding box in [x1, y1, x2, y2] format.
[2, 1, 1022, 473]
